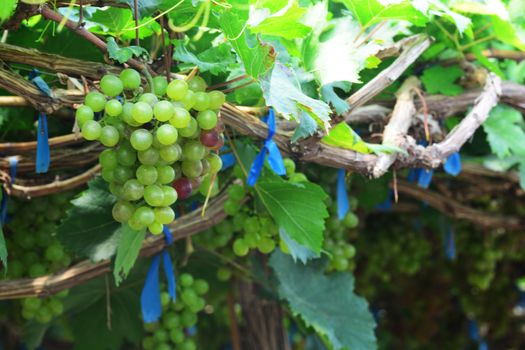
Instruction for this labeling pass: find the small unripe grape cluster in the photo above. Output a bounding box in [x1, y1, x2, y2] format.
[76, 70, 225, 233]
[323, 209, 359, 272]
[4, 192, 75, 323]
[142, 273, 209, 350]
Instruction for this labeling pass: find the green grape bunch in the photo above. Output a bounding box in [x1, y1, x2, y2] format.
[142, 273, 209, 350]
[76, 70, 226, 234]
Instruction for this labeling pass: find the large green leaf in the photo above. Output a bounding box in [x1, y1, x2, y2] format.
[115, 0, 172, 18]
[113, 224, 147, 285]
[270, 251, 377, 350]
[57, 177, 121, 262]
[261, 63, 332, 129]
[91, 8, 134, 37]
[173, 42, 236, 75]
[219, 10, 275, 78]
[338, 0, 428, 28]
[0, 0, 17, 24]
[483, 105, 525, 158]
[107, 37, 149, 64]
[421, 64, 464, 96]
[258, 173, 328, 254]
[250, 2, 312, 39]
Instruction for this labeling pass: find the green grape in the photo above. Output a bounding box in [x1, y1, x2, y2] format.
[159, 144, 181, 163]
[182, 140, 206, 161]
[163, 312, 180, 329]
[170, 329, 185, 344]
[81, 120, 102, 140]
[181, 310, 197, 327]
[181, 160, 203, 178]
[137, 165, 158, 185]
[121, 102, 141, 126]
[101, 167, 115, 182]
[109, 182, 122, 197]
[154, 329, 168, 343]
[122, 179, 144, 201]
[132, 101, 153, 124]
[75, 105, 94, 127]
[116, 144, 137, 166]
[156, 165, 175, 184]
[258, 237, 275, 254]
[138, 148, 160, 165]
[227, 184, 245, 201]
[152, 76, 168, 96]
[99, 149, 119, 169]
[193, 92, 210, 111]
[180, 90, 196, 110]
[188, 76, 207, 92]
[128, 217, 145, 230]
[156, 124, 178, 145]
[167, 79, 189, 100]
[199, 174, 219, 197]
[85, 91, 106, 112]
[99, 125, 120, 147]
[208, 90, 225, 110]
[233, 238, 249, 256]
[196, 110, 218, 130]
[180, 273, 194, 287]
[342, 211, 359, 228]
[289, 172, 308, 182]
[113, 166, 134, 183]
[193, 279, 209, 295]
[144, 185, 165, 206]
[154, 206, 175, 224]
[223, 199, 240, 216]
[45, 244, 64, 262]
[29, 263, 46, 277]
[112, 201, 135, 223]
[169, 107, 191, 128]
[148, 221, 163, 235]
[283, 158, 296, 176]
[161, 186, 178, 206]
[153, 101, 175, 122]
[133, 206, 155, 226]
[177, 117, 198, 138]
[206, 153, 222, 174]
[130, 129, 153, 151]
[139, 92, 159, 106]
[180, 340, 196, 350]
[120, 68, 141, 90]
[100, 74, 124, 97]
[105, 99, 123, 117]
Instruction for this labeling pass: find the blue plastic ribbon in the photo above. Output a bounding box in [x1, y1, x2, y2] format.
[29, 70, 52, 174]
[141, 225, 177, 323]
[376, 190, 393, 211]
[468, 319, 489, 350]
[444, 152, 462, 176]
[444, 227, 456, 260]
[36, 112, 50, 173]
[417, 169, 434, 189]
[247, 109, 285, 186]
[337, 169, 350, 220]
[0, 157, 17, 225]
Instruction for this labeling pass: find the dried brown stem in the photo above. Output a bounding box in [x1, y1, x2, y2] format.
[0, 134, 83, 155]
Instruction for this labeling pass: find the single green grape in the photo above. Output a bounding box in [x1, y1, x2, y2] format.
[132, 101, 153, 124]
[120, 68, 141, 90]
[136, 164, 158, 185]
[169, 107, 191, 128]
[156, 165, 175, 184]
[81, 120, 102, 140]
[193, 92, 210, 111]
[152, 76, 168, 96]
[133, 206, 155, 226]
[156, 124, 178, 145]
[208, 90, 225, 110]
[148, 221, 163, 235]
[138, 92, 158, 106]
[188, 76, 207, 92]
[122, 179, 144, 201]
[181, 160, 203, 178]
[84, 91, 106, 112]
[130, 129, 153, 151]
[233, 239, 249, 256]
[99, 149, 119, 169]
[206, 153, 222, 174]
[116, 144, 137, 166]
[143, 185, 165, 206]
[75, 105, 94, 127]
[178, 117, 198, 138]
[112, 201, 135, 222]
[113, 166, 134, 183]
[99, 125, 120, 147]
[153, 100, 174, 122]
[159, 144, 181, 163]
[161, 186, 178, 206]
[154, 206, 175, 224]
[181, 90, 196, 110]
[182, 140, 205, 161]
[100, 75, 124, 97]
[196, 110, 218, 130]
[138, 148, 160, 165]
[167, 79, 189, 100]
[105, 99, 123, 117]
[121, 102, 141, 126]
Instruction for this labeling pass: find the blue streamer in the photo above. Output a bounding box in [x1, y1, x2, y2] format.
[376, 190, 393, 211]
[417, 169, 434, 189]
[468, 319, 489, 350]
[337, 169, 350, 220]
[444, 152, 462, 176]
[36, 112, 50, 173]
[444, 227, 456, 260]
[407, 168, 420, 183]
[141, 225, 177, 323]
[247, 109, 285, 186]
[0, 157, 18, 225]
[29, 69, 53, 97]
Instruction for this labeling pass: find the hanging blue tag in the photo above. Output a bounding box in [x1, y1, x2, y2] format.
[337, 169, 350, 220]
[417, 169, 434, 189]
[247, 109, 286, 187]
[479, 340, 488, 350]
[376, 190, 393, 211]
[141, 225, 177, 323]
[29, 69, 53, 97]
[220, 145, 236, 171]
[0, 157, 18, 225]
[36, 112, 50, 173]
[468, 319, 480, 342]
[407, 168, 420, 183]
[444, 227, 456, 261]
[444, 152, 462, 176]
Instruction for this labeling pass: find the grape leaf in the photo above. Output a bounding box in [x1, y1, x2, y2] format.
[291, 111, 318, 142]
[258, 173, 328, 254]
[483, 105, 525, 158]
[410, 0, 472, 34]
[421, 64, 464, 96]
[0, 0, 17, 24]
[57, 177, 121, 262]
[113, 224, 147, 285]
[91, 8, 134, 36]
[338, 0, 428, 28]
[322, 122, 371, 153]
[491, 15, 525, 51]
[173, 42, 236, 75]
[270, 251, 377, 350]
[279, 228, 319, 264]
[107, 37, 149, 64]
[219, 10, 274, 78]
[250, 2, 312, 39]
[115, 0, 172, 18]
[261, 63, 332, 129]
[320, 82, 352, 114]
[0, 224, 6, 270]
